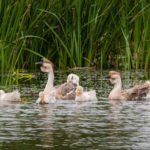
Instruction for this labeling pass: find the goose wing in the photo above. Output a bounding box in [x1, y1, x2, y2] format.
[124, 83, 150, 100]
[86, 90, 97, 101]
[55, 82, 77, 100]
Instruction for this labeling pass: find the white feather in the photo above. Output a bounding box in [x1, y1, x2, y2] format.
[75, 86, 97, 101]
[0, 90, 21, 102]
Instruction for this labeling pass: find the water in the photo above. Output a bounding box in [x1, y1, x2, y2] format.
[0, 70, 150, 149]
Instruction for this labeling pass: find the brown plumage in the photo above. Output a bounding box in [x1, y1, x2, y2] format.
[106, 71, 150, 101]
[124, 83, 150, 100]
[36, 58, 79, 101]
[55, 82, 77, 100]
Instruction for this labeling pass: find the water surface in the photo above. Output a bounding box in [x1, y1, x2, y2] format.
[0, 70, 150, 149]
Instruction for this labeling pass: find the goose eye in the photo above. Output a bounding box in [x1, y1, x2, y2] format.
[111, 78, 116, 80]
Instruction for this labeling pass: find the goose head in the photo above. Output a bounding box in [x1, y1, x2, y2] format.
[75, 86, 83, 96]
[106, 71, 121, 85]
[36, 58, 53, 73]
[67, 73, 79, 85]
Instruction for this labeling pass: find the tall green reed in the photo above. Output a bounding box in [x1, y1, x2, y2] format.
[0, 0, 53, 84]
[0, 0, 149, 82]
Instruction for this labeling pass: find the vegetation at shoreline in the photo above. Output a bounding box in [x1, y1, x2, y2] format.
[0, 0, 150, 73]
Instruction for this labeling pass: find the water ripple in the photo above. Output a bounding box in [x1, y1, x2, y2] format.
[0, 70, 150, 149]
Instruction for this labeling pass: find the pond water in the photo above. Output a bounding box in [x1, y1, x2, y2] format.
[0, 70, 150, 149]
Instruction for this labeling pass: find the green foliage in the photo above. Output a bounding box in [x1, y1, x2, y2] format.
[0, 0, 149, 73]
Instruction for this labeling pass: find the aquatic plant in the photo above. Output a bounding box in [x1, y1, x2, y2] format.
[0, 0, 149, 76]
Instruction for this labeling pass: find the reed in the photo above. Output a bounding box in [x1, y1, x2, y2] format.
[0, 0, 149, 78]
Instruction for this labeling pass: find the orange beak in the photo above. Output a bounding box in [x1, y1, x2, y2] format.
[76, 90, 81, 96]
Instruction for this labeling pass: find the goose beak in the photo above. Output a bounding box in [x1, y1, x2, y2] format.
[105, 75, 110, 80]
[35, 61, 43, 65]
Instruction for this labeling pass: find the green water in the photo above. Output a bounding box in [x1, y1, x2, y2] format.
[0, 70, 150, 149]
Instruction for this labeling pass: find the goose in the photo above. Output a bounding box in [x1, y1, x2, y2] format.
[106, 71, 150, 101]
[36, 58, 55, 104]
[55, 73, 79, 100]
[75, 86, 97, 101]
[0, 90, 21, 102]
[36, 58, 79, 103]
